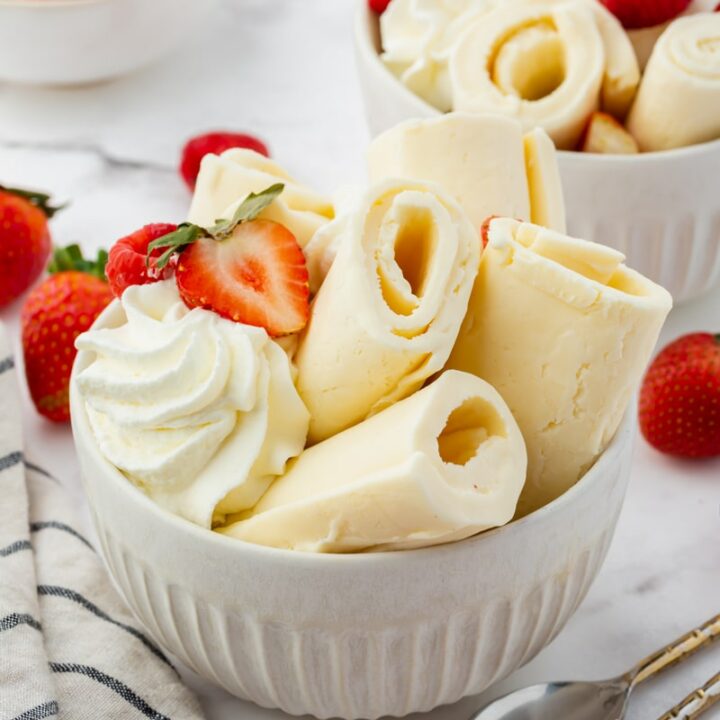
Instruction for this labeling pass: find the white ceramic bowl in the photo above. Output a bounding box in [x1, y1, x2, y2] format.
[0, 0, 216, 86]
[70, 299, 635, 720]
[355, 2, 720, 305]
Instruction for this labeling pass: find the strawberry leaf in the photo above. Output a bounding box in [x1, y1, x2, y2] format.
[49, 244, 108, 280]
[208, 183, 284, 239]
[0, 184, 66, 218]
[146, 223, 204, 270]
[144, 183, 285, 270]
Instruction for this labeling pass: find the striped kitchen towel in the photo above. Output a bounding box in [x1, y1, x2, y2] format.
[0, 324, 205, 720]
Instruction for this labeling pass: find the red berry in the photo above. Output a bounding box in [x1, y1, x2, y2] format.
[175, 219, 309, 337]
[105, 223, 178, 298]
[369, 0, 392, 13]
[599, 0, 691, 29]
[480, 216, 500, 247]
[0, 187, 60, 308]
[180, 132, 269, 190]
[639, 333, 720, 458]
[22, 246, 112, 422]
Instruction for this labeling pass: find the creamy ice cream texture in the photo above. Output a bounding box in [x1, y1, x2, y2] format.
[627, 0, 717, 70]
[221, 370, 527, 552]
[368, 113, 566, 233]
[189, 148, 334, 251]
[74, 281, 310, 528]
[449, 0, 640, 149]
[380, 0, 496, 112]
[295, 178, 480, 445]
[627, 13, 720, 151]
[447, 218, 672, 516]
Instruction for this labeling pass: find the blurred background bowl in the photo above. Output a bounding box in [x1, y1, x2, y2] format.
[0, 0, 217, 86]
[355, 1, 720, 305]
[70, 299, 635, 720]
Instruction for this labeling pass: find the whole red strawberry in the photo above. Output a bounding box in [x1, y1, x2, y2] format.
[639, 333, 720, 458]
[0, 185, 62, 308]
[105, 222, 178, 297]
[180, 131, 269, 190]
[369, 0, 392, 13]
[599, 0, 691, 29]
[22, 245, 112, 422]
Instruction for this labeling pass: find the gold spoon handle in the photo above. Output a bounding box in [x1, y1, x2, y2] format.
[657, 672, 720, 720]
[630, 614, 720, 687]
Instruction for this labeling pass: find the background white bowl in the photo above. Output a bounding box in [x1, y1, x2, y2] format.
[355, 2, 720, 305]
[0, 0, 217, 86]
[70, 300, 635, 720]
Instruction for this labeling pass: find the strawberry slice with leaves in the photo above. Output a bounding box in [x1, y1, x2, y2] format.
[148, 184, 310, 337]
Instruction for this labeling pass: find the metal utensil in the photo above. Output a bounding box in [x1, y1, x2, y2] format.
[658, 671, 720, 720]
[469, 614, 720, 720]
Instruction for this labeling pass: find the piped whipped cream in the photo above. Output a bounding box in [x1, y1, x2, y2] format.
[75, 280, 309, 528]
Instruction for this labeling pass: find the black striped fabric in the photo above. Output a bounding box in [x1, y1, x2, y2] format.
[0, 451, 23, 472]
[23, 461, 60, 484]
[0, 356, 14, 375]
[0, 338, 201, 719]
[29, 521, 94, 551]
[0, 613, 41, 633]
[0, 539, 31, 558]
[49, 663, 171, 720]
[10, 700, 58, 720]
[37, 585, 173, 670]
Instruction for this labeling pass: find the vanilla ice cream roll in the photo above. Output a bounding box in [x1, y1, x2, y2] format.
[380, 0, 497, 111]
[74, 281, 310, 528]
[295, 179, 480, 445]
[220, 370, 527, 553]
[188, 148, 334, 249]
[368, 113, 566, 233]
[627, 14, 720, 151]
[447, 218, 672, 516]
[627, 0, 716, 70]
[450, 0, 640, 148]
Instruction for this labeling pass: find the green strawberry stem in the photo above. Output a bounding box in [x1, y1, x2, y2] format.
[147, 183, 284, 270]
[48, 244, 108, 281]
[0, 184, 66, 218]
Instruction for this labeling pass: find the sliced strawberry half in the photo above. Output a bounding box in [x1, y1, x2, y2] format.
[175, 219, 309, 336]
[579, 112, 639, 155]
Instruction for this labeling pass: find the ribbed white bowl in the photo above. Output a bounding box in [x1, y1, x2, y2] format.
[354, 2, 720, 304]
[0, 0, 217, 86]
[69, 301, 635, 719]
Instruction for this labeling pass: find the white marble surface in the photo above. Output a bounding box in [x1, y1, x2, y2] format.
[1, 1, 719, 719]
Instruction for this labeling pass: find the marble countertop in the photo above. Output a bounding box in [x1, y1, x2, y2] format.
[1, 2, 719, 719]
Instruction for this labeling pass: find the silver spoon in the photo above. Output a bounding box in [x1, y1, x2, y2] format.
[469, 614, 720, 720]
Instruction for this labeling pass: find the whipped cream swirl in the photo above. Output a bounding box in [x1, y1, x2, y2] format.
[75, 280, 310, 528]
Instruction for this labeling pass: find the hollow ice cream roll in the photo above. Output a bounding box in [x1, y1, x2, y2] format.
[188, 148, 334, 249]
[220, 370, 527, 553]
[74, 281, 310, 528]
[380, 0, 498, 111]
[627, 14, 720, 151]
[295, 179, 480, 445]
[446, 218, 672, 516]
[449, 0, 640, 148]
[368, 113, 566, 233]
